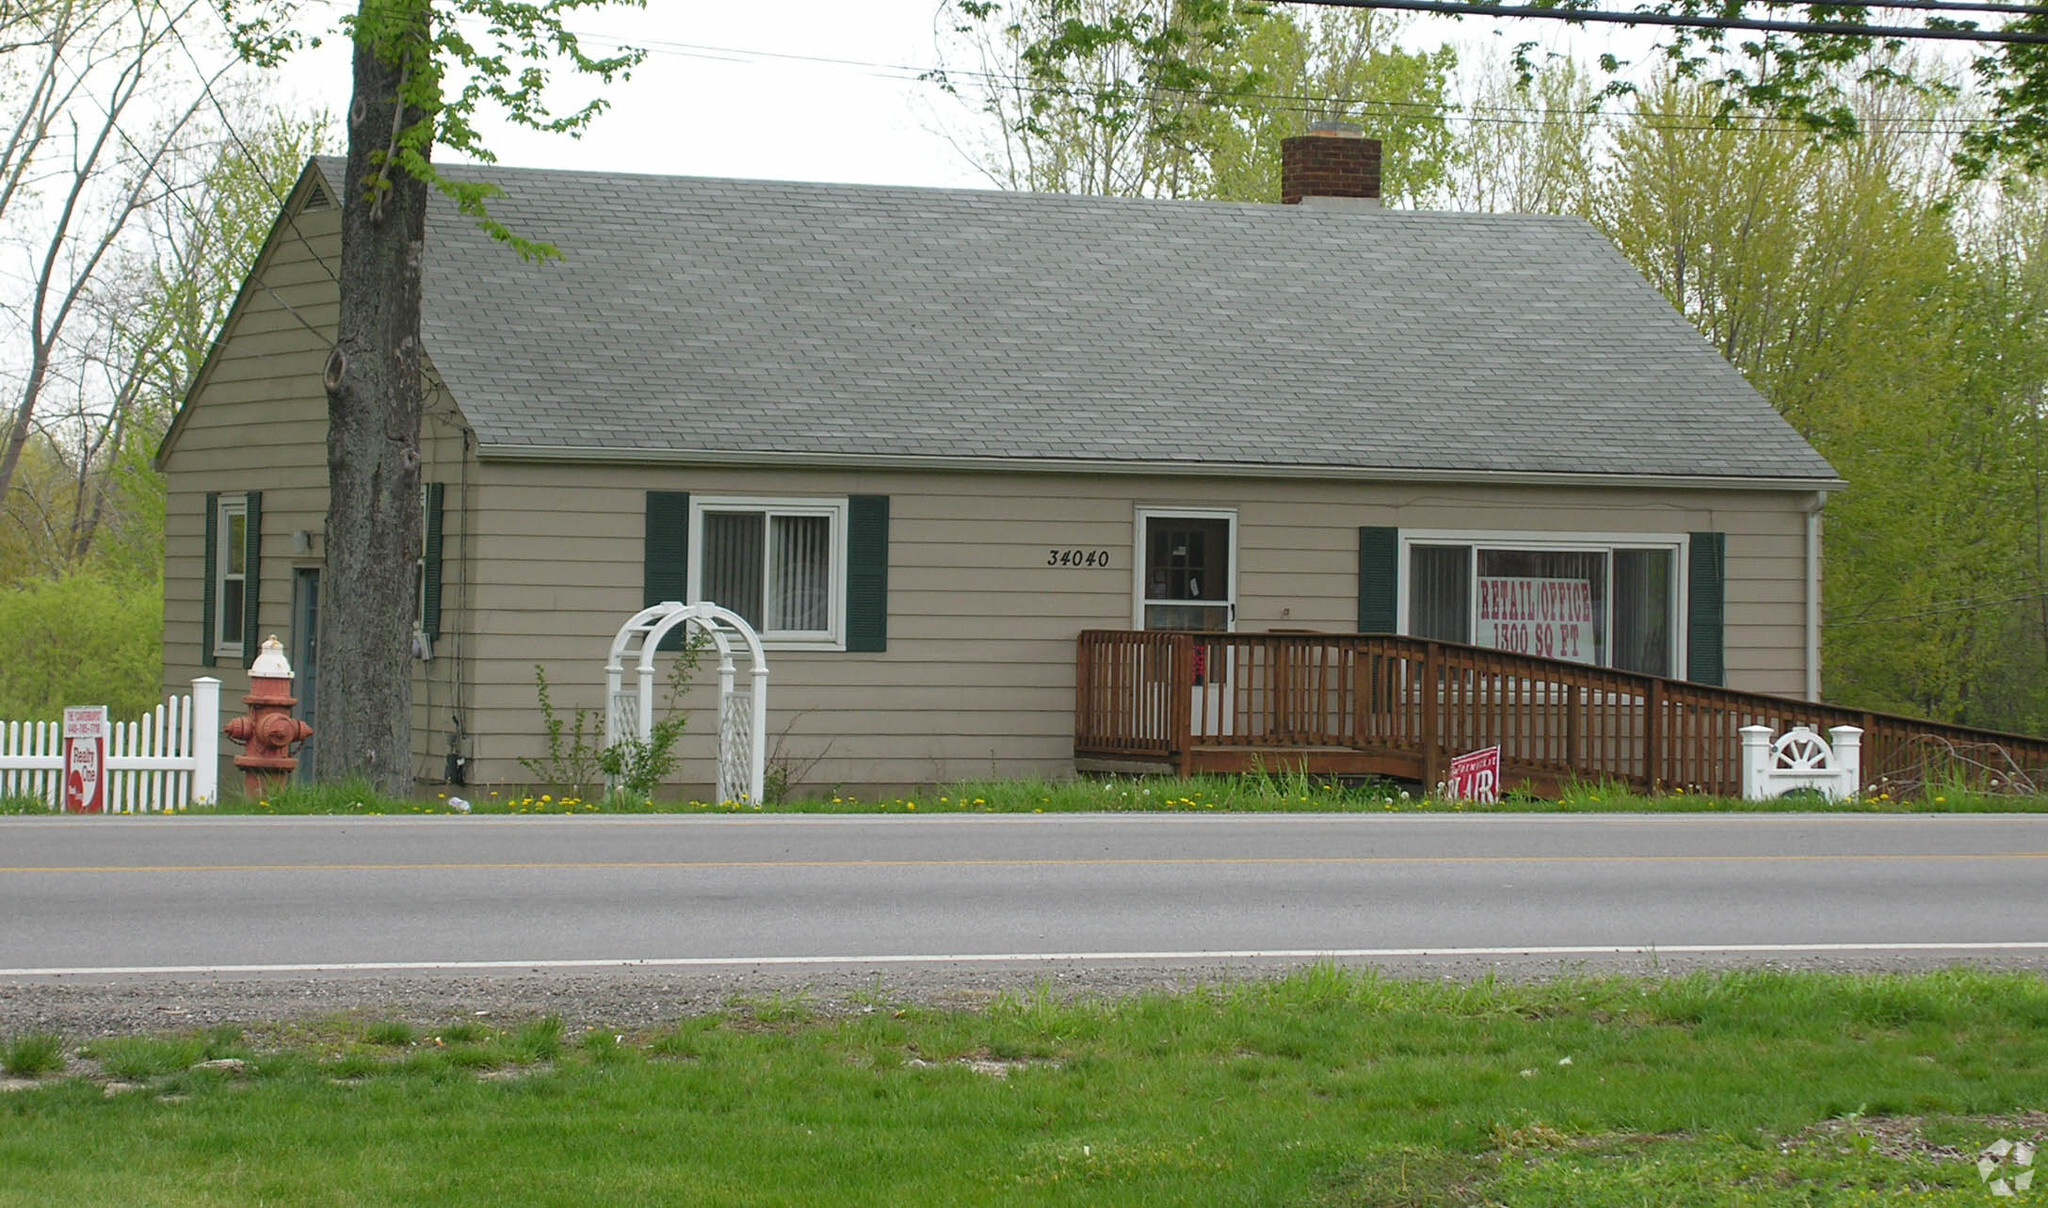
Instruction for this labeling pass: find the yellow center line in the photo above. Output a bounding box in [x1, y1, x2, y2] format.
[2, 852, 2046, 874]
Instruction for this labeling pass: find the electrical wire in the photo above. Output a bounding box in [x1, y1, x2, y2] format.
[1290, 0, 2048, 43]
[579, 32, 1995, 137]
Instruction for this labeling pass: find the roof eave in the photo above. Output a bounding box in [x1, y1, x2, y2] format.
[473, 443, 1847, 493]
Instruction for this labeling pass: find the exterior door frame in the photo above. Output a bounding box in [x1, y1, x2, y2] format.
[1133, 507, 1239, 738]
[1131, 506, 1239, 632]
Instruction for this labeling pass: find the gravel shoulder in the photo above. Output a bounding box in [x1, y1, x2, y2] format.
[8, 952, 2048, 1037]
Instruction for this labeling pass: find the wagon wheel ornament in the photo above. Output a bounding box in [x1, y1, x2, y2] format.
[1771, 727, 1835, 772]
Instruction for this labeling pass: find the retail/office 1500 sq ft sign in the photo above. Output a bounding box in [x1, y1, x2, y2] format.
[1477, 576, 1595, 664]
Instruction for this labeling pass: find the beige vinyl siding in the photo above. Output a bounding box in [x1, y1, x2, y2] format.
[458, 462, 1818, 792]
[159, 198, 475, 791]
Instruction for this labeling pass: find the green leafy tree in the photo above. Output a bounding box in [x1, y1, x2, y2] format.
[934, 0, 1456, 202]
[1594, 74, 2048, 731]
[221, 0, 645, 794]
[1435, 50, 1602, 214]
[0, 570, 162, 720]
[1202, 8, 1455, 205]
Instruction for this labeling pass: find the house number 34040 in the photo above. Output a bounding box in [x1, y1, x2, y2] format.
[1048, 549, 1112, 568]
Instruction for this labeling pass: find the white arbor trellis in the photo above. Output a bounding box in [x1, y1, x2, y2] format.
[605, 602, 768, 805]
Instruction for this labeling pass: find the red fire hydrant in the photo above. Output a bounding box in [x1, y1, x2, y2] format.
[225, 635, 314, 798]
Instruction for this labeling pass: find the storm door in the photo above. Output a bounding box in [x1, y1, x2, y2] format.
[1137, 510, 1237, 737]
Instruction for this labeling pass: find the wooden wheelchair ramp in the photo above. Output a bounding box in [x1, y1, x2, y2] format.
[1074, 630, 2048, 796]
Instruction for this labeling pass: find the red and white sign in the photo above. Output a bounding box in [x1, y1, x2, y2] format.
[62, 705, 108, 815]
[1476, 576, 1595, 664]
[1448, 745, 1501, 803]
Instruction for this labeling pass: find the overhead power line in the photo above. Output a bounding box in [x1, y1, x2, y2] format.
[1284, 0, 2048, 44]
[587, 34, 1995, 137]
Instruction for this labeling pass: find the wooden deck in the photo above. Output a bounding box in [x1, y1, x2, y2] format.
[1074, 630, 2048, 796]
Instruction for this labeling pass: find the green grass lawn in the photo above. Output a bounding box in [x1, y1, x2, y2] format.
[142, 768, 2048, 818]
[3, 969, 2045, 1205]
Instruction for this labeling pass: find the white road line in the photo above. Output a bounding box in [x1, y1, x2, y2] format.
[7, 941, 2048, 978]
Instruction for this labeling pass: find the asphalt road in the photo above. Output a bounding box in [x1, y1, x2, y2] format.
[2, 812, 2046, 979]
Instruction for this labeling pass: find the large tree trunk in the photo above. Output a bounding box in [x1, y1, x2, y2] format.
[317, 4, 430, 795]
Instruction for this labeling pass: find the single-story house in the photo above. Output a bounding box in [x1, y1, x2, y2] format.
[157, 128, 1843, 795]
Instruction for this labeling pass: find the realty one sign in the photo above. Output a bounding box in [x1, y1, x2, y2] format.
[1476, 576, 1595, 664]
[62, 705, 107, 814]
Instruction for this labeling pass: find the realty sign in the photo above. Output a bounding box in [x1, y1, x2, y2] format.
[1448, 745, 1501, 804]
[1476, 576, 1595, 664]
[62, 705, 108, 815]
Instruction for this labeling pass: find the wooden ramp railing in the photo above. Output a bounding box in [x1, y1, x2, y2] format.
[1074, 630, 2048, 796]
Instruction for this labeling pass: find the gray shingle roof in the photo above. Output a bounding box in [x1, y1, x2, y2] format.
[328, 159, 1836, 482]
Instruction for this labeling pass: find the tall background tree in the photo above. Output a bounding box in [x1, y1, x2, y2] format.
[933, 0, 1456, 201]
[0, 2, 310, 720]
[224, 0, 644, 794]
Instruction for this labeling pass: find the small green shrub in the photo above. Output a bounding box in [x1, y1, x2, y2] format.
[0, 571, 162, 721]
[0, 793, 50, 815]
[527, 631, 706, 802]
[2, 1033, 65, 1076]
[518, 666, 605, 797]
[436, 1022, 491, 1045]
[507, 1017, 564, 1063]
[95, 1037, 202, 1080]
[580, 1030, 632, 1063]
[365, 1020, 416, 1047]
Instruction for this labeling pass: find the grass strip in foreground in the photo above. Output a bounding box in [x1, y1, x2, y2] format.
[2, 968, 2045, 1205]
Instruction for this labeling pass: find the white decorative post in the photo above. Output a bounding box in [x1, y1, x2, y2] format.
[1739, 724, 1773, 801]
[191, 676, 221, 807]
[1828, 725, 1863, 798]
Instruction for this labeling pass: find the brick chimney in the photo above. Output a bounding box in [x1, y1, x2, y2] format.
[1280, 121, 1381, 209]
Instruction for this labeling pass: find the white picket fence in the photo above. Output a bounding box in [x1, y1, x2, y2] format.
[0, 679, 220, 812]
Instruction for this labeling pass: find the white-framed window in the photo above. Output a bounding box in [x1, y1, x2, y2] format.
[1398, 531, 1684, 677]
[1134, 508, 1237, 632]
[214, 495, 249, 657]
[689, 497, 848, 649]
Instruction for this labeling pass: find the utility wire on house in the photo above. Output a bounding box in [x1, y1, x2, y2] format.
[571, 34, 1998, 137]
[1285, 0, 2048, 44]
[167, 14, 344, 329]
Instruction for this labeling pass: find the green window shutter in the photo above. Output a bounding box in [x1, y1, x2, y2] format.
[645, 491, 690, 651]
[1687, 531, 1726, 685]
[241, 491, 263, 666]
[201, 492, 219, 668]
[846, 495, 889, 653]
[1357, 526, 1398, 633]
[422, 482, 446, 639]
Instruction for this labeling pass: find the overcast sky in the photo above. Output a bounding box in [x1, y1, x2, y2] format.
[270, 0, 1633, 190]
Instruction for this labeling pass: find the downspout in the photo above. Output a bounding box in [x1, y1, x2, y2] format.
[1806, 490, 1827, 702]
